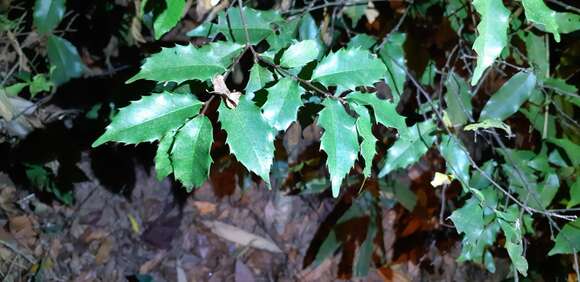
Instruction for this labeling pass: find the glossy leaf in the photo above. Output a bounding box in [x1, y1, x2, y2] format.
[47, 35, 84, 85]
[347, 34, 377, 50]
[547, 138, 580, 166]
[444, 72, 472, 126]
[127, 42, 243, 84]
[219, 99, 275, 184]
[92, 92, 202, 146]
[479, 71, 536, 121]
[379, 33, 407, 103]
[299, 13, 319, 41]
[266, 18, 300, 51]
[350, 103, 377, 177]
[214, 7, 281, 44]
[318, 99, 359, 197]
[378, 120, 436, 177]
[522, 0, 561, 42]
[346, 92, 410, 140]
[568, 180, 580, 209]
[33, 0, 65, 34]
[525, 33, 548, 80]
[554, 12, 580, 34]
[262, 77, 304, 131]
[549, 218, 580, 255]
[153, 0, 185, 40]
[245, 63, 274, 93]
[312, 48, 386, 92]
[155, 129, 176, 180]
[439, 135, 470, 188]
[471, 0, 510, 85]
[171, 115, 213, 190]
[449, 200, 484, 241]
[280, 40, 320, 68]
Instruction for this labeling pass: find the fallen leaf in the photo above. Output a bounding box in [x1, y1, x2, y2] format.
[235, 259, 256, 282]
[191, 201, 217, 215]
[95, 238, 113, 265]
[139, 251, 167, 273]
[9, 215, 37, 248]
[202, 220, 282, 253]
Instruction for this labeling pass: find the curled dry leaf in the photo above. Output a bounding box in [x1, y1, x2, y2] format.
[212, 75, 241, 109]
[202, 220, 282, 253]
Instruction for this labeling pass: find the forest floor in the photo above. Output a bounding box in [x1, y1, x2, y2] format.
[0, 151, 507, 282]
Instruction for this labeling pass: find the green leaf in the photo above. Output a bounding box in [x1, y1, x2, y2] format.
[245, 63, 274, 93]
[127, 42, 243, 84]
[379, 33, 407, 103]
[350, 103, 377, 177]
[525, 33, 549, 80]
[420, 60, 437, 86]
[171, 115, 213, 190]
[155, 129, 176, 180]
[547, 138, 580, 166]
[153, 0, 185, 40]
[214, 7, 281, 44]
[313, 230, 340, 266]
[344, 3, 365, 27]
[444, 72, 472, 126]
[280, 40, 321, 69]
[4, 83, 27, 96]
[479, 71, 537, 121]
[312, 48, 386, 92]
[347, 34, 377, 50]
[33, 0, 65, 34]
[318, 99, 359, 197]
[47, 35, 84, 85]
[219, 98, 275, 184]
[568, 180, 580, 208]
[522, 0, 561, 42]
[354, 220, 377, 277]
[299, 13, 319, 41]
[554, 12, 580, 34]
[445, 0, 468, 31]
[346, 92, 410, 140]
[378, 120, 436, 177]
[498, 208, 528, 276]
[29, 74, 53, 97]
[439, 135, 470, 188]
[262, 77, 304, 131]
[549, 218, 580, 255]
[449, 200, 484, 242]
[92, 92, 202, 147]
[471, 0, 510, 85]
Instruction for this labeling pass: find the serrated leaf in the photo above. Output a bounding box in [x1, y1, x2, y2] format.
[479, 71, 536, 121]
[350, 103, 377, 177]
[47, 35, 84, 85]
[439, 135, 470, 189]
[280, 40, 320, 68]
[312, 48, 386, 92]
[127, 42, 243, 84]
[219, 99, 275, 184]
[318, 99, 359, 197]
[444, 72, 472, 126]
[93, 92, 202, 147]
[378, 120, 436, 177]
[154, 0, 185, 40]
[471, 0, 510, 85]
[568, 180, 580, 209]
[547, 138, 580, 166]
[266, 18, 300, 51]
[522, 0, 561, 42]
[262, 78, 304, 131]
[346, 92, 410, 140]
[155, 129, 176, 180]
[344, 3, 366, 27]
[171, 115, 213, 190]
[33, 0, 65, 34]
[525, 33, 548, 80]
[245, 63, 274, 93]
[347, 34, 377, 49]
[449, 200, 484, 241]
[214, 7, 281, 44]
[549, 218, 580, 255]
[379, 33, 407, 103]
